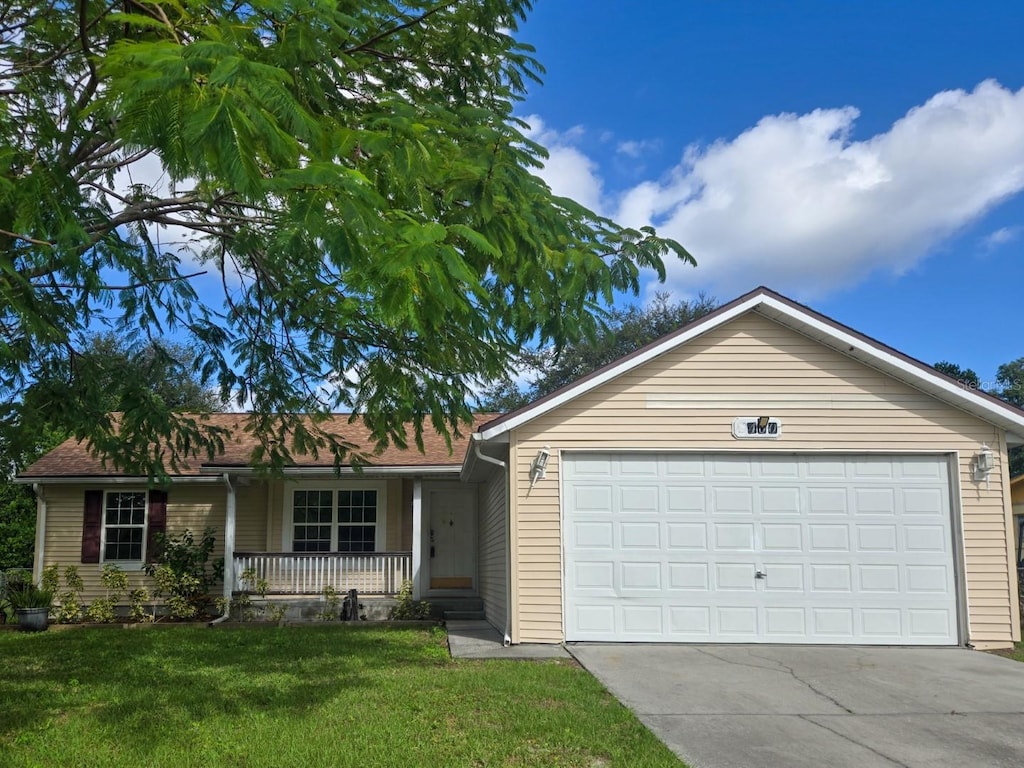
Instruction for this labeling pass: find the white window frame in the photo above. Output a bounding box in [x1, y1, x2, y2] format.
[99, 489, 149, 568]
[282, 480, 387, 553]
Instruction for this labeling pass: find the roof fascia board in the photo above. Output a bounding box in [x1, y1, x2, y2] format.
[199, 465, 461, 477]
[15, 475, 224, 485]
[476, 296, 763, 440]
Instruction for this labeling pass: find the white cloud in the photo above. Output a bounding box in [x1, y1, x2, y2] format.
[617, 139, 659, 158]
[982, 226, 1020, 249]
[522, 114, 606, 215]
[532, 80, 1024, 299]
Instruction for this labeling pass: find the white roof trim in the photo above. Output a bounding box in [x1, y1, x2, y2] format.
[14, 475, 224, 485]
[477, 289, 1024, 443]
[199, 465, 461, 477]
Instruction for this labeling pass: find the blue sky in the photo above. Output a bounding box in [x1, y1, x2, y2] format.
[516, 1, 1024, 386]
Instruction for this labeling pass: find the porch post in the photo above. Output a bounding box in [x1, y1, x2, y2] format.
[222, 474, 236, 602]
[411, 478, 422, 600]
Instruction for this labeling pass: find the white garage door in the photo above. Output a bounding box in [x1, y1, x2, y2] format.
[563, 453, 959, 645]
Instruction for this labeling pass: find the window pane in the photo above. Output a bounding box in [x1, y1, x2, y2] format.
[104, 527, 143, 561]
[103, 493, 146, 561]
[337, 525, 375, 553]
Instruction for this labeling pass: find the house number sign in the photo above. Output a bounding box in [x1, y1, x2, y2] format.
[731, 416, 782, 439]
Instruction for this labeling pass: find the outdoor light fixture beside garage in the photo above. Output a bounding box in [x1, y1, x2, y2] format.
[530, 446, 551, 487]
[973, 443, 995, 485]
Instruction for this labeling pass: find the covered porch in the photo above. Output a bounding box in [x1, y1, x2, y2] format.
[222, 475, 480, 601]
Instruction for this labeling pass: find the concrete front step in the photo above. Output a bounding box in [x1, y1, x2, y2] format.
[443, 610, 486, 620]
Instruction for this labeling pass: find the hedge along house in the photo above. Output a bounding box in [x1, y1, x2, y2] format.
[19, 287, 1024, 648]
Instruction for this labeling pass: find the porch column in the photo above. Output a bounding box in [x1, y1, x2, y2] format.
[223, 474, 236, 601]
[411, 478, 423, 600]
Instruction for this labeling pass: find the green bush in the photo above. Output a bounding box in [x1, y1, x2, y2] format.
[144, 527, 223, 620]
[390, 580, 431, 620]
[44, 565, 84, 623]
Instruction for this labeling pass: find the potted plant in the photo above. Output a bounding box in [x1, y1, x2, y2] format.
[8, 583, 54, 632]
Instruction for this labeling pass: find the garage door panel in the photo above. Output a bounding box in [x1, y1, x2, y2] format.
[713, 486, 754, 514]
[572, 521, 614, 549]
[807, 486, 848, 514]
[620, 486, 659, 513]
[765, 607, 806, 635]
[715, 562, 757, 590]
[808, 524, 850, 551]
[563, 453, 958, 645]
[761, 487, 801, 514]
[856, 524, 898, 551]
[666, 486, 706, 513]
[620, 522, 660, 548]
[714, 523, 755, 550]
[669, 562, 710, 590]
[667, 522, 708, 549]
[621, 561, 661, 590]
[762, 523, 802, 550]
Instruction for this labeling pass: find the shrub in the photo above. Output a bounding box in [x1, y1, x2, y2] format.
[86, 564, 130, 623]
[390, 580, 431, 620]
[317, 586, 341, 621]
[144, 527, 223, 620]
[44, 565, 84, 623]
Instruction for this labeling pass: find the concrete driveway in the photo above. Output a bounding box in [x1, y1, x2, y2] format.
[569, 645, 1024, 768]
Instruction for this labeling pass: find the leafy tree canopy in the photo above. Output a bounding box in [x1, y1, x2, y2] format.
[0, 1, 693, 476]
[933, 361, 980, 389]
[477, 293, 717, 413]
[0, 333, 224, 568]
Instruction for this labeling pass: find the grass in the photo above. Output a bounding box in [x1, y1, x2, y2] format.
[991, 641, 1024, 662]
[0, 625, 683, 767]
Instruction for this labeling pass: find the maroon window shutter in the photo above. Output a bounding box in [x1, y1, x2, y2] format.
[147, 489, 168, 563]
[82, 490, 103, 563]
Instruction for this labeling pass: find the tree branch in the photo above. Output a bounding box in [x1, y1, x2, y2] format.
[40, 270, 208, 291]
[342, 1, 458, 56]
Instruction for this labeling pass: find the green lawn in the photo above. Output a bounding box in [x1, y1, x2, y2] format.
[994, 642, 1024, 662]
[0, 625, 683, 767]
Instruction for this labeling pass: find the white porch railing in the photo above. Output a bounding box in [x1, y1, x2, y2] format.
[233, 552, 412, 595]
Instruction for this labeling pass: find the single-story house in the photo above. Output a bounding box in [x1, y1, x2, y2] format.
[18, 287, 1024, 649]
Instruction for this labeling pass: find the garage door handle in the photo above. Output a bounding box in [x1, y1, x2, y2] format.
[755, 570, 767, 580]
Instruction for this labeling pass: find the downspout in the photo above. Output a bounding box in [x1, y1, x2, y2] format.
[32, 484, 46, 585]
[210, 473, 236, 625]
[474, 444, 512, 647]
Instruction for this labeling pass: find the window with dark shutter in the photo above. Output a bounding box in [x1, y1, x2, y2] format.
[81, 490, 103, 563]
[147, 489, 168, 563]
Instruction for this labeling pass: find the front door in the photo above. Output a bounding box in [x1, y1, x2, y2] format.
[428, 486, 476, 591]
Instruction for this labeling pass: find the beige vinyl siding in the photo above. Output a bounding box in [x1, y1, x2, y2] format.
[385, 479, 404, 551]
[478, 467, 507, 632]
[236, 481, 270, 552]
[38, 483, 228, 603]
[509, 311, 1019, 648]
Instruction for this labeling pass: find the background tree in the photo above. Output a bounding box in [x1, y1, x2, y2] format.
[0, 334, 223, 569]
[995, 358, 1024, 476]
[478, 293, 717, 413]
[0, 1, 692, 476]
[933, 361, 980, 389]
[934, 358, 1024, 477]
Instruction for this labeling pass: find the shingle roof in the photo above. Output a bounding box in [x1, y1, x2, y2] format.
[19, 413, 496, 478]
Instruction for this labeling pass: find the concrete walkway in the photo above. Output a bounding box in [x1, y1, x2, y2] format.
[446, 620, 570, 659]
[570, 644, 1024, 768]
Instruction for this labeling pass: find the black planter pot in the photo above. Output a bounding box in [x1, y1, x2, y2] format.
[15, 607, 50, 632]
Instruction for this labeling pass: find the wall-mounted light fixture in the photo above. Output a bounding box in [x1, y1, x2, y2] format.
[530, 445, 551, 488]
[973, 443, 995, 486]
